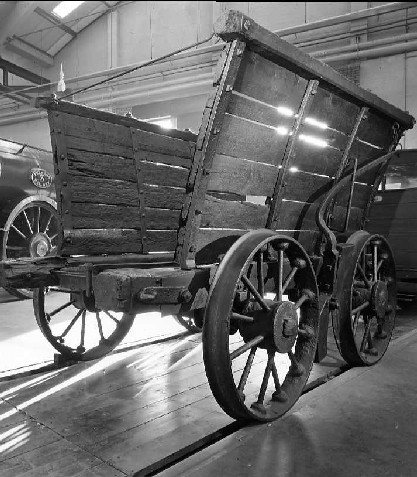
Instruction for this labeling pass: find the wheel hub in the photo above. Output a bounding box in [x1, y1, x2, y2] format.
[273, 301, 299, 353]
[29, 233, 51, 257]
[371, 280, 389, 319]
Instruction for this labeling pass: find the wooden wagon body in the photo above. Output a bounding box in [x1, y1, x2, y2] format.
[1, 11, 414, 422]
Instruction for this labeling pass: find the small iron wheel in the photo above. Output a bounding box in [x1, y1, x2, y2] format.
[203, 229, 319, 422]
[332, 231, 396, 366]
[33, 287, 135, 361]
[174, 309, 204, 333]
[3, 200, 58, 300]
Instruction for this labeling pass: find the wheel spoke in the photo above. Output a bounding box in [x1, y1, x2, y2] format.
[60, 309, 83, 339]
[352, 312, 360, 335]
[360, 317, 372, 353]
[251, 350, 274, 409]
[43, 212, 53, 233]
[49, 233, 58, 242]
[356, 263, 372, 289]
[271, 359, 288, 402]
[37, 207, 41, 233]
[241, 275, 270, 312]
[22, 210, 33, 235]
[373, 244, 378, 281]
[237, 347, 257, 397]
[96, 312, 105, 341]
[48, 299, 76, 318]
[277, 249, 284, 301]
[351, 301, 369, 316]
[294, 292, 311, 310]
[257, 252, 264, 297]
[11, 224, 28, 240]
[230, 335, 264, 360]
[282, 266, 298, 295]
[78, 311, 86, 352]
[105, 310, 120, 324]
[231, 312, 254, 323]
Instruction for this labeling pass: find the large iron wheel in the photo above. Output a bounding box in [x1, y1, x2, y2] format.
[333, 231, 396, 366]
[33, 287, 135, 361]
[203, 230, 319, 422]
[3, 200, 58, 300]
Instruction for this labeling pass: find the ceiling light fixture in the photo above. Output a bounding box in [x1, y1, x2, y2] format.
[52, 1, 85, 19]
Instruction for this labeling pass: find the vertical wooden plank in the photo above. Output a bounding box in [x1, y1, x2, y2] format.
[268, 79, 319, 230]
[132, 129, 147, 253]
[48, 111, 69, 255]
[177, 40, 247, 268]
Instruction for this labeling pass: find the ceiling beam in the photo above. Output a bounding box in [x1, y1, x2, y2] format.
[0, 57, 49, 84]
[34, 6, 77, 38]
[5, 36, 54, 67]
[0, 85, 31, 104]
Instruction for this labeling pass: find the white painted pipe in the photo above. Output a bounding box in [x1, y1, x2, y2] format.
[313, 31, 417, 58]
[322, 38, 417, 63]
[275, 2, 417, 37]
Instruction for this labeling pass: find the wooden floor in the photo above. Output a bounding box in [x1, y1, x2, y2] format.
[0, 289, 415, 476]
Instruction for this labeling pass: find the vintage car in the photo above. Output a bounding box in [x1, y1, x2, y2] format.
[368, 149, 417, 302]
[0, 137, 57, 298]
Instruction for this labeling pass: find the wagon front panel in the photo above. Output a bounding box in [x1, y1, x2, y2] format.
[45, 102, 195, 258]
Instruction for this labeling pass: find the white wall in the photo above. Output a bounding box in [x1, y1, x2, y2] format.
[1, 2, 416, 147]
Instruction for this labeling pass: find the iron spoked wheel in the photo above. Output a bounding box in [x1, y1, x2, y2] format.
[203, 230, 319, 422]
[3, 200, 58, 300]
[33, 287, 135, 361]
[333, 231, 396, 366]
[174, 309, 204, 333]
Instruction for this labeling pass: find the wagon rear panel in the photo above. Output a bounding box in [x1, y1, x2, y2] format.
[46, 103, 195, 257]
[179, 11, 414, 266]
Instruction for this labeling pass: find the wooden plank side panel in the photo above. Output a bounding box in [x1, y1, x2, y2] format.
[334, 182, 373, 209]
[62, 229, 178, 255]
[356, 110, 396, 150]
[207, 154, 278, 196]
[227, 92, 294, 129]
[140, 160, 190, 189]
[65, 135, 133, 158]
[282, 171, 333, 203]
[67, 176, 186, 210]
[308, 87, 361, 134]
[215, 113, 288, 165]
[131, 128, 194, 159]
[67, 149, 136, 182]
[233, 49, 308, 110]
[275, 200, 318, 231]
[61, 112, 133, 148]
[201, 195, 269, 229]
[71, 204, 181, 230]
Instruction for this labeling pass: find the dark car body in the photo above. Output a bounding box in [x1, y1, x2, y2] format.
[368, 149, 417, 299]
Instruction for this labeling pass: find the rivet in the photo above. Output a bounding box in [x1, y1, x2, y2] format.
[60, 154, 65, 160]
[225, 85, 232, 92]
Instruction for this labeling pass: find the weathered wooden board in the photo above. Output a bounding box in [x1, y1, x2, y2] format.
[64, 135, 133, 158]
[140, 160, 190, 188]
[215, 112, 289, 165]
[233, 50, 308, 109]
[135, 149, 192, 169]
[61, 229, 178, 255]
[67, 149, 136, 182]
[282, 170, 333, 203]
[330, 205, 364, 231]
[356, 111, 396, 149]
[67, 176, 186, 211]
[201, 195, 269, 229]
[289, 140, 344, 178]
[334, 182, 373, 209]
[227, 91, 294, 129]
[61, 112, 133, 148]
[69, 176, 139, 207]
[207, 154, 278, 196]
[131, 128, 194, 159]
[71, 204, 181, 230]
[308, 87, 361, 134]
[274, 200, 318, 231]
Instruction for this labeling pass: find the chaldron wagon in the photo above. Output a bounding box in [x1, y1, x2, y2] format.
[1, 11, 414, 423]
[0, 137, 57, 299]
